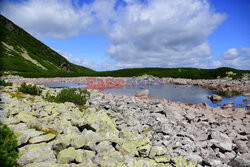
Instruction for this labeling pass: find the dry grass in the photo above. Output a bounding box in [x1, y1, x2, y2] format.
[3, 90, 25, 99]
[29, 125, 59, 136]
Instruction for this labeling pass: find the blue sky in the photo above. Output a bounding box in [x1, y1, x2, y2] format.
[0, 0, 249, 70]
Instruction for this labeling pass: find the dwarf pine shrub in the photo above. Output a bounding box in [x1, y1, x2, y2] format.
[0, 124, 19, 167]
[18, 82, 42, 95]
[0, 80, 13, 87]
[45, 88, 90, 105]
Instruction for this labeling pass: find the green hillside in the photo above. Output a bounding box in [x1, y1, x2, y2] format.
[0, 14, 93, 75]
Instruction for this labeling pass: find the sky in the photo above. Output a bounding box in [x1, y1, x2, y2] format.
[0, 0, 249, 71]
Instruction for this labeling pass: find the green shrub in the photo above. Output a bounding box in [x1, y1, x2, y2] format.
[45, 88, 90, 105]
[0, 80, 13, 86]
[0, 124, 19, 167]
[18, 82, 42, 95]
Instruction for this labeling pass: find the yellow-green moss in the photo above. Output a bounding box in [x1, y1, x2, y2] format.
[142, 129, 151, 133]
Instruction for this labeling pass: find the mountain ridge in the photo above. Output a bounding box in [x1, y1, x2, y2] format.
[0, 14, 94, 75]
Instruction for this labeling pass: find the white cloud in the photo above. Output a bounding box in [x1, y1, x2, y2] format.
[0, 0, 227, 68]
[107, 0, 226, 68]
[223, 48, 240, 60]
[222, 47, 250, 69]
[0, 0, 93, 39]
[212, 60, 222, 68]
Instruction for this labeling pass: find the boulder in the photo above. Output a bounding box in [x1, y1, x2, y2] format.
[14, 129, 44, 146]
[207, 94, 222, 102]
[235, 140, 248, 153]
[135, 89, 149, 98]
[95, 141, 116, 154]
[246, 103, 250, 111]
[229, 154, 250, 167]
[75, 150, 95, 164]
[210, 130, 233, 152]
[57, 147, 76, 164]
[149, 145, 167, 158]
[17, 112, 36, 123]
[71, 130, 102, 150]
[17, 143, 56, 166]
[29, 133, 56, 144]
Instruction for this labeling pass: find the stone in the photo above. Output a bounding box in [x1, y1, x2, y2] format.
[75, 150, 86, 163]
[204, 154, 222, 167]
[149, 145, 167, 158]
[136, 90, 149, 98]
[186, 153, 203, 164]
[14, 129, 44, 146]
[235, 140, 248, 153]
[79, 108, 119, 142]
[17, 112, 36, 123]
[208, 94, 222, 102]
[138, 143, 152, 157]
[213, 141, 233, 152]
[229, 154, 250, 167]
[24, 161, 56, 167]
[99, 151, 125, 166]
[246, 104, 250, 111]
[18, 143, 56, 166]
[210, 130, 233, 151]
[71, 130, 102, 150]
[95, 141, 116, 154]
[29, 133, 56, 144]
[118, 129, 150, 156]
[75, 149, 95, 164]
[57, 147, 76, 164]
[2, 117, 20, 125]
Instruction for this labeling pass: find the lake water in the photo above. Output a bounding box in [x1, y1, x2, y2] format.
[37, 82, 87, 88]
[37, 82, 249, 108]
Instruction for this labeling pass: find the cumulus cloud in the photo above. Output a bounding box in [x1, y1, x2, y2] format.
[107, 0, 226, 68]
[0, 0, 93, 39]
[0, 0, 227, 68]
[222, 47, 250, 69]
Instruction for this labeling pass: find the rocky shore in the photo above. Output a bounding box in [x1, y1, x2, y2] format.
[0, 84, 249, 167]
[5, 77, 250, 96]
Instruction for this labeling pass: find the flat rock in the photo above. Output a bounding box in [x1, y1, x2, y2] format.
[14, 129, 44, 146]
[29, 133, 56, 144]
[18, 143, 56, 166]
[17, 112, 36, 123]
[57, 147, 76, 164]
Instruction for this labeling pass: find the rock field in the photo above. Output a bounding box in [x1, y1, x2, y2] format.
[0, 84, 249, 167]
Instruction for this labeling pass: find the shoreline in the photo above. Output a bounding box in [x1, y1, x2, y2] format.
[4, 76, 250, 96]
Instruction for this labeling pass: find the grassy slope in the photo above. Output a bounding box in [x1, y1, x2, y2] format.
[0, 14, 93, 74]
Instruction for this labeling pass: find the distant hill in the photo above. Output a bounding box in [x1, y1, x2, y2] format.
[0, 14, 94, 76]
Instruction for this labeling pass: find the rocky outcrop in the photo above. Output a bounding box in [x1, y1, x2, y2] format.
[60, 62, 70, 73]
